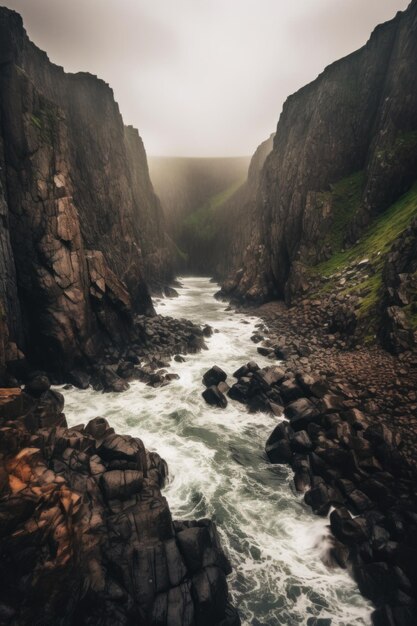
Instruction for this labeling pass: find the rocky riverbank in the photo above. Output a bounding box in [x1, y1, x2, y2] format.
[201, 295, 417, 626]
[252, 300, 417, 468]
[5, 312, 211, 394]
[0, 377, 240, 626]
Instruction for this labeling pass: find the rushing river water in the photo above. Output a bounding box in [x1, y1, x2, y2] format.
[63, 276, 372, 626]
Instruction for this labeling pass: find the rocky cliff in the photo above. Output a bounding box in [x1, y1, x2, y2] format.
[0, 380, 240, 626]
[214, 134, 274, 282]
[0, 7, 173, 378]
[223, 1, 417, 319]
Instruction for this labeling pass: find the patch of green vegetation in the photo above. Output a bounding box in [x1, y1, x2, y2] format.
[316, 182, 417, 279]
[375, 130, 417, 162]
[395, 130, 417, 150]
[173, 242, 188, 263]
[181, 178, 245, 244]
[30, 114, 42, 130]
[309, 182, 417, 337]
[324, 171, 365, 251]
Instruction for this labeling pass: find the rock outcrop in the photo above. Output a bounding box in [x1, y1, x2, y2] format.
[0, 385, 240, 625]
[0, 7, 172, 378]
[222, 1, 417, 305]
[380, 218, 417, 353]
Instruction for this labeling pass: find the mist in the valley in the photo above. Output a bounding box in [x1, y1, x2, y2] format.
[1, 0, 410, 157]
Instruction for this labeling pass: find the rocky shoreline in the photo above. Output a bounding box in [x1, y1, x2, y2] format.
[201, 296, 417, 626]
[0, 376, 240, 625]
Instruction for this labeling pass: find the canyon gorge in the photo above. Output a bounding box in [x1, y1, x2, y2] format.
[0, 2, 417, 626]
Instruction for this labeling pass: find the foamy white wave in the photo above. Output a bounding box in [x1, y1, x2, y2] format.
[61, 276, 372, 626]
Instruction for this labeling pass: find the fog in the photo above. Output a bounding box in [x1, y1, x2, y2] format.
[2, 0, 410, 156]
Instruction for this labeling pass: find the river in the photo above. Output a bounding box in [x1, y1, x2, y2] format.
[63, 276, 372, 626]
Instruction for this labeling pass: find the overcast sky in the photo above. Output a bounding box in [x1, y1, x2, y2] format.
[2, 0, 410, 157]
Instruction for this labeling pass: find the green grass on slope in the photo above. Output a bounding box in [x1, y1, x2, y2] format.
[319, 171, 365, 252]
[182, 178, 245, 243]
[312, 182, 417, 329]
[317, 182, 417, 277]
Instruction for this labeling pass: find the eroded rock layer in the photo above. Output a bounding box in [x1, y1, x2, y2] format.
[0, 7, 172, 377]
[0, 384, 240, 626]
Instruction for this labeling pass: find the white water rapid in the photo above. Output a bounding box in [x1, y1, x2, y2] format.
[62, 276, 372, 626]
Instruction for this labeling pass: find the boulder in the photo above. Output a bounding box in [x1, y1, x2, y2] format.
[98, 433, 145, 465]
[202, 386, 228, 409]
[330, 508, 369, 545]
[284, 398, 320, 430]
[203, 366, 227, 388]
[25, 372, 51, 397]
[100, 469, 143, 500]
[290, 430, 313, 453]
[68, 369, 91, 390]
[265, 439, 292, 464]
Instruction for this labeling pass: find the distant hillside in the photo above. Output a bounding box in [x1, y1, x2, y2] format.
[148, 156, 250, 269]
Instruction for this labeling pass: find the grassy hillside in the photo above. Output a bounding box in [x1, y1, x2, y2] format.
[182, 179, 245, 242]
[177, 178, 246, 273]
[148, 156, 250, 271]
[309, 181, 417, 338]
[148, 156, 250, 227]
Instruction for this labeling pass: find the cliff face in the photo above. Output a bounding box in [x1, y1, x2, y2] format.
[0, 8, 172, 376]
[225, 0, 417, 304]
[214, 134, 274, 282]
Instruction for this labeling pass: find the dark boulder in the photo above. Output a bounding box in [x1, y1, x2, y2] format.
[202, 386, 228, 409]
[330, 508, 369, 545]
[98, 433, 145, 465]
[100, 469, 143, 500]
[203, 366, 227, 388]
[25, 372, 51, 397]
[284, 398, 320, 431]
[290, 430, 313, 453]
[280, 378, 305, 402]
[265, 439, 292, 464]
[68, 369, 91, 389]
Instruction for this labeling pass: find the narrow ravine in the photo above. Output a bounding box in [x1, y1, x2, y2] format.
[63, 277, 372, 625]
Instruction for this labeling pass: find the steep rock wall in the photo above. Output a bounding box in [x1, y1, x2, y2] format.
[0, 7, 172, 376]
[224, 0, 417, 304]
[214, 134, 274, 282]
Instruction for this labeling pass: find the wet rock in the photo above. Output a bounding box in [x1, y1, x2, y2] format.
[25, 372, 51, 397]
[280, 378, 304, 402]
[164, 286, 179, 298]
[100, 469, 143, 500]
[203, 366, 227, 388]
[284, 398, 320, 430]
[98, 433, 145, 465]
[0, 385, 238, 625]
[68, 369, 91, 389]
[202, 386, 228, 409]
[290, 430, 313, 453]
[304, 481, 344, 516]
[330, 508, 369, 545]
[257, 346, 275, 357]
[203, 325, 214, 338]
[266, 439, 292, 464]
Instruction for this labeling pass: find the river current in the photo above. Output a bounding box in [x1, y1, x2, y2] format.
[62, 276, 372, 625]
